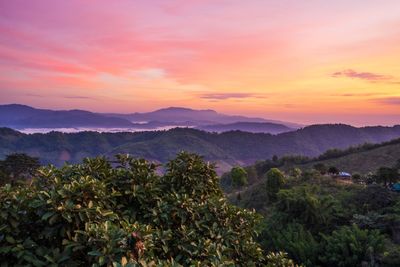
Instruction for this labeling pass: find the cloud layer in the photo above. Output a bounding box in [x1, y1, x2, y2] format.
[198, 93, 265, 100]
[332, 69, 392, 81]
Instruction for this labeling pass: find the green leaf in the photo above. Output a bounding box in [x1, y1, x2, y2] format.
[5, 235, 15, 244]
[42, 211, 54, 221]
[88, 251, 102, 256]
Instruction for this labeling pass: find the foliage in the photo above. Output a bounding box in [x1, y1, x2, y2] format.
[260, 223, 319, 266]
[231, 166, 248, 188]
[381, 242, 400, 267]
[232, 162, 400, 267]
[288, 167, 302, 179]
[265, 251, 302, 267]
[327, 166, 339, 175]
[351, 173, 362, 183]
[0, 152, 264, 266]
[0, 153, 40, 185]
[313, 163, 327, 175]
[275, 187, 339, 230]
[320, 224, 385, 267]
[265, 168, 286, 201]
[376, 167, 399, 186]
[2, 124, 400, 174]
[350, 185, 395, 213]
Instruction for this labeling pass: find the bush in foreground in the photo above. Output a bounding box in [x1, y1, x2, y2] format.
[0, 152, 269, 266]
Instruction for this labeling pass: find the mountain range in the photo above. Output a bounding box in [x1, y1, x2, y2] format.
[1, 124, 400, 173]
[0, 104, 300, 134]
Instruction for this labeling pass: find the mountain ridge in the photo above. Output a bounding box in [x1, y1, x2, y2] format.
[1, 123, 400, 173]
[0, 104, 301, 132]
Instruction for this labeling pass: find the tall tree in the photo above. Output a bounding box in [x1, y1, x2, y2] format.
[265, 168, 286, 201]
[0, 153, 40, 185]
[376, 167, 399, 186]
[314, 163, 328, 175]
[328, 166, 339, 175]
[231, 166, 248, 188]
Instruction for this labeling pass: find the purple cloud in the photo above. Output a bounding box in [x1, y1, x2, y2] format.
[199, 93, 266, 100]
[62, 95, 94, 100]
[332, 69, 392, 81]
[372, 97, 400, 105]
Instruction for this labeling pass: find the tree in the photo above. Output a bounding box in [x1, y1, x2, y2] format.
[231, 166, 248, 188]
[260, 223, 319, 266]
[0, 153, 40, 185]
[0, 152, 265, 266]
[351, 184, 395, 213]
[351, 173, 362, 183]
[275, 187, 338, 229]
[265, 168, 286, 201]
[394, 159, 400, 171]
[289, 167, 302, 179]
[376, 167, 399, 186]
[313, 163, 327, 175]
[320, 224, 385, 267]
[327, 166, 339, 175]
[266, 251, 302, 267]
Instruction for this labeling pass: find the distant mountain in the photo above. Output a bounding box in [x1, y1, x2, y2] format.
[105, 107, 302, 129]
[1, 124, 399, 173]
[0, 104, 301, 131]
[0, 104, 134, 128]
[197, 122, 294, 134]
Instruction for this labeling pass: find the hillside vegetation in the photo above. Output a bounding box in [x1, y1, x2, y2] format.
[0, 153, 270, 266]
[1, 124, 400, 173]
[227, 163, 400, 267]
[221, 137, 400, 191]
[1, 151, 400, 266]
[300, 141, 400, 174]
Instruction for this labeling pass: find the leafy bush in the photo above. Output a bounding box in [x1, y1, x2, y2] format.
[230, 166, 248, 188]
[0, 152, 264, 266]
[275, 187, 338, 230]
[265, 168, 286, 201]
[320, 224, 385, 267]
[0, 153, 40, 185]
[259, 223, 319, 266]
[265, 251, 303, 267]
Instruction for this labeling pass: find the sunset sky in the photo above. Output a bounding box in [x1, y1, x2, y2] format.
[0, 0, 399, 126]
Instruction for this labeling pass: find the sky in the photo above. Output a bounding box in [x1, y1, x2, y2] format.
[0, 0, 399, 126]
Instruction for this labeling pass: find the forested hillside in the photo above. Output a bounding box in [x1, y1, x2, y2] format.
[1, 151, 399, 266]
[1, 124, 400, 173]
[225, 158, 400, 266]
[224, 137, 400, 189]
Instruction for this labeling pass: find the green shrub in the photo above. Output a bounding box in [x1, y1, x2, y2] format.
[230, 166, 248, 188]
[265, 168, 286, 201]
[320, 224, 385, 267]
[0, 152, 264, 266]
[260, 223, 319, 266]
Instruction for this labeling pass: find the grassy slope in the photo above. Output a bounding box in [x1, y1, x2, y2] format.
[297, 141, 400, 174]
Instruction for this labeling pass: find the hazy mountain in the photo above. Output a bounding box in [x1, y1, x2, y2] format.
[105, 107, 302, 128]
[1, 124, 399, 173]
[197, 122, 294, 134]
[0, 104, 301, 131]
[0, 104, 134, 128]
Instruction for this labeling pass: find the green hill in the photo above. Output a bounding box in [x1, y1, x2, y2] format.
[1, 124, 400, 174]
[298, 139, 400, 174]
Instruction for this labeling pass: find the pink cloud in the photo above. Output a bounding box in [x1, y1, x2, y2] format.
[332, 69, 392, 81]
[199, 93, 267, 100]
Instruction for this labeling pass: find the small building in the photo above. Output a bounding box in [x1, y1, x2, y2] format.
[337, 171, 351, 179]
[391, 183, 400, 192]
